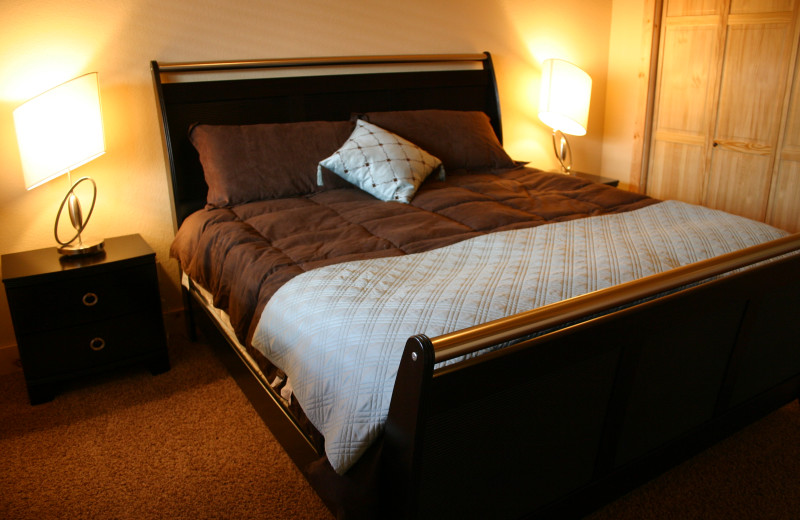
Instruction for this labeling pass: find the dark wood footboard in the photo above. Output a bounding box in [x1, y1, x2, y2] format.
[382, 234, 800, 519]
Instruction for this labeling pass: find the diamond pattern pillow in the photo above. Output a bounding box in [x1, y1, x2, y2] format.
[317, 120, 443, 203]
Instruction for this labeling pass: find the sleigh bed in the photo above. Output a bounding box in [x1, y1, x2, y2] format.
[152, 53, 800, 519]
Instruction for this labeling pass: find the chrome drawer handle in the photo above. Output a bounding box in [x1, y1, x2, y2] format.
[89, 337, 106, 351]
[82, 292, 99, 307]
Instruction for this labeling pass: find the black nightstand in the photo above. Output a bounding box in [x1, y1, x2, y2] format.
[1, 234, 170, 404]
[572, 171, 620, 187]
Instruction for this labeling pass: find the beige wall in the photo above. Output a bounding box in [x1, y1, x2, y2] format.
[0, 0, 646, 350]
[602, 0, 655, 190]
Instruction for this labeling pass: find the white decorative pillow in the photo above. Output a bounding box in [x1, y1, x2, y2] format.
[317, 120, 444, 203]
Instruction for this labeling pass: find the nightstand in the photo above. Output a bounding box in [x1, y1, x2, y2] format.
[1, 234, 170, 404]
[571, 171, 620, 187]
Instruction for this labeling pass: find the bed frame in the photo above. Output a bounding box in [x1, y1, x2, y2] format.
[152, 53, 800, 519]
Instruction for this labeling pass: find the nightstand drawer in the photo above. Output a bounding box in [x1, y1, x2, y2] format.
[6, 264, 159, 333]
[19, 311, 163, 380]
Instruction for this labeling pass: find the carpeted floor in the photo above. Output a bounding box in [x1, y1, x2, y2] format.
[0, 313, 332, 520]
[587, 403, 800, 520]
[1, 312, 798, 519]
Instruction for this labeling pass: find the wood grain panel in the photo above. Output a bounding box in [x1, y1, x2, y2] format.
[769, 37, 800, 232]
[784, 114, 800, 150]
[768, 159, 800, 231]
[782, 51, 800, 150]
[712, 140, 772, 154]
[656, 24, 720, 134]
[653, 130, 706, 145]
[731, 0, 795, 14]
[647, 3, 722, 207]
[647, 141, 706, 203]
[666, 0, 723, 16]
[710, 7, 796, 222]
[715, 23, 793, 146]
[728, 12, 795, 24]
[706, 149, 773, 220]
[646, 0, 800, 227]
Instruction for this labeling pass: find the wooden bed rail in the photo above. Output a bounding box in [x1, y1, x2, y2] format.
[432, 233, 800, 364]
[154, 53, 490, 73]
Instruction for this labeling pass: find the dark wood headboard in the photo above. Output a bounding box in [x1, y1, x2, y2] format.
[151, 53, 502, 229]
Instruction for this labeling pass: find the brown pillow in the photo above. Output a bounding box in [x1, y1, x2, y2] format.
[189, 120, 353, 207]
[359, 110, 515, 171]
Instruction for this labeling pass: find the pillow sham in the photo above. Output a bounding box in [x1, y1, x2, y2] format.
[318, 120, 443, 203]
[189, 120, 353, 207]
[358, 109, 515, 171]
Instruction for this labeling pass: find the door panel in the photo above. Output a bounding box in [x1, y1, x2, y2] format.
[714, 23, 793, 147]
[706, 149, 773, 219]
[768, 159, 800, 231]
[731, 0, 795, 14]
[647, 14, 722, 202]
[707, 18, 795, 219]
[648, 141, 706, 203]
[667, 0, 723, 16]
[768, 38, 800, 232]
[657, 25, 720, 135]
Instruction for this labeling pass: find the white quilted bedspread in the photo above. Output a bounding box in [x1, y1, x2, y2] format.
[252, 200, 787, 474]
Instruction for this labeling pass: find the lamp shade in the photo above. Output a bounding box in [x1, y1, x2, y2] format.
[13, 72, 105, 190]
[538, 59, 592, 136]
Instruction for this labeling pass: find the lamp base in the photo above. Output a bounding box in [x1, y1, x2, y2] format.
[552, 130, 573, 174]
[58, 237, 105, 256]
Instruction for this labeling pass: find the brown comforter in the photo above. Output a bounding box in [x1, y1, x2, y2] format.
[170, 167, 657, 345]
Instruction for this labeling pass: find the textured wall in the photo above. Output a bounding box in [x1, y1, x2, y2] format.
[0, 0, 628, 349]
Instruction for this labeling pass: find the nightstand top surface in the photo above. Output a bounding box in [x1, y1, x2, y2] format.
[570, 172, 620, 187]
[543, 170, 620, 187]
[1, 234, 154, 285]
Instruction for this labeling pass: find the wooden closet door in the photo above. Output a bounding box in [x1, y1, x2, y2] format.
[705, 0, 798, 221]
[646, 0, 800, 229]
[767, 20, 800, 232]
[646, 0, 725, 204]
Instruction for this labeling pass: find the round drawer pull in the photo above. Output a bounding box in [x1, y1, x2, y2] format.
[82, 292, 99, 307]
[89, 337, 106, 351]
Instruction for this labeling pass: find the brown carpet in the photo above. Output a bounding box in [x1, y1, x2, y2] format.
[1, 313, 798, 519]
[0, 314, 332, 520]
[587, 403, 800, 520]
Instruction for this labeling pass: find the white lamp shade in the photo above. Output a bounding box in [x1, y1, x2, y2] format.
[538, 59, 592, 136]
[13, 72, 106, 190]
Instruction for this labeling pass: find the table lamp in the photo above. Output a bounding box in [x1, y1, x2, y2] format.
[13, 72, 107, 256]
[538, 59, 592, 173]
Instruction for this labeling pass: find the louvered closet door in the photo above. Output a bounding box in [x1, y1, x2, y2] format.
[646, 0, 800, 229]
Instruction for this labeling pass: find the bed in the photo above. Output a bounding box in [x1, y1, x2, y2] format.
[152, 53, 800, 519]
